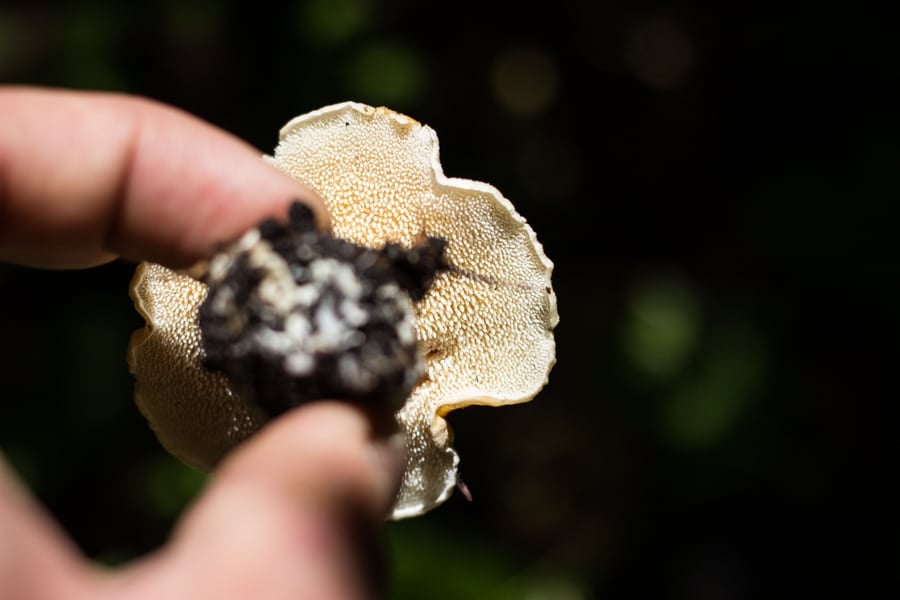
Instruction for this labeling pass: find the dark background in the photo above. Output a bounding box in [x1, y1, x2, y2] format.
[1, 1, 897, 598]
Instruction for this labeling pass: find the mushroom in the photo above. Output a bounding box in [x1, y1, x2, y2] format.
[129, 262, 266, 471]
[128, 102, 558, 519]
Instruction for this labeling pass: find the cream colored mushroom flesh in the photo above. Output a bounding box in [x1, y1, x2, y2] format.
[128, 102, 558, 519]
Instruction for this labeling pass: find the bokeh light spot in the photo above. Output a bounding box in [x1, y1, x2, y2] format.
[491, 46, 559, 117]
[625, 18, 696, 90]
[660, 319, 764, 450]
[624, 275, 700, 380]
[296, 0, 370, 46]
[344, 41, 427, 107]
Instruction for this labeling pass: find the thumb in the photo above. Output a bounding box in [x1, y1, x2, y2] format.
[148, 403, 405, 599]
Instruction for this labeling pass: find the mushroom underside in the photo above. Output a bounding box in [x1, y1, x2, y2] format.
[128, 101, 557, 519]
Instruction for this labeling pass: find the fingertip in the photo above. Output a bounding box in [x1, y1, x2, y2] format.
[109, 104, 333, 268]
[214, 402, 402, 520]
[260, 159, 332, 231]
[0, 88, 332, 269]
[164, 403, 401, 598]
[369, 433, 407, 516]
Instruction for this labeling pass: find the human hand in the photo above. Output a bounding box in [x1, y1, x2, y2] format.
[0, 86, 404, 599]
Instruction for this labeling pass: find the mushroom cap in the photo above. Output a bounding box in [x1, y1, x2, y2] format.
[272, 102, 558, 517]
[128, 102, 557, 519]
[128, 262, 265, 471]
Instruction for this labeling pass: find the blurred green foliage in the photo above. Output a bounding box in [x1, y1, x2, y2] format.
[623, 276, 700, 380]
[1, 1, 897, 598]
[344, 41, 427, 106]
[296, 0, 371, 46]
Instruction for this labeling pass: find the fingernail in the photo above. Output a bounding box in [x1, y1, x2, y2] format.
[370, 433, 407, 512]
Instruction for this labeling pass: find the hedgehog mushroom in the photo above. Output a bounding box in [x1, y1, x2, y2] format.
[128, 102, 558, 519]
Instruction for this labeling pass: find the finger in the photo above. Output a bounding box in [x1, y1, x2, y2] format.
[127, 404, 404, 599]
[0, 454, 100, 599]
[0, 86, 327, 269]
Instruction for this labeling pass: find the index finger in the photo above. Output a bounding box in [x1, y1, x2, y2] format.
[0, 87, 327, 269]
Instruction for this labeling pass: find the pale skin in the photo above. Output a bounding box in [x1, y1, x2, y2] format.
[0, 87, 404, 599]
